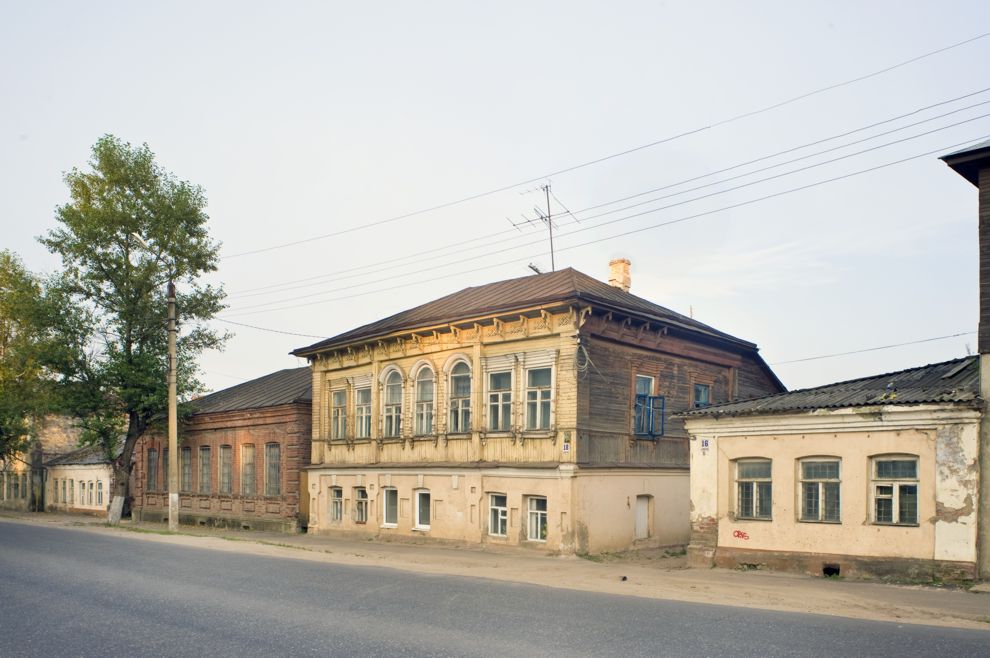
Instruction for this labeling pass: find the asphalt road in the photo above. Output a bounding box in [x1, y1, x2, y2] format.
[1, 522, 987, 657]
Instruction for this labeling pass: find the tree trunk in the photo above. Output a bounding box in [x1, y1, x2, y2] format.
[107, 414, 142, 525]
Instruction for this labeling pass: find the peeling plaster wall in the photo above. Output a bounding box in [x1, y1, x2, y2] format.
[685, 405, 980, 570]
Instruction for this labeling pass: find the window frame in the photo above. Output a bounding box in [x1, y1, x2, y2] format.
[414, 489, 431, 530]
[198, 446, 212, 495]
[329, 487, 343, 523]
[448, 360, 472, 434]
[180, 446, 192, 493]
[414, 366, 435, 436]
[382, 369, 404, 438]
[871, 455, 919, 526]
[487, 370, 513, 432]
[241, 444, 255, 496]
[355, 387, 372, 439]
[354, 487, 369, 524]
[147, 448, 159, 492]
[489, 493, 508, 537]
[330, 389, 347, 440]
[527, 496, 548, 542]
[798, 458, 841, 523]
[264, 442, 281, 497]
[382, 487, 399, 527]
[218, 445, 233, 495]
[633, 374, 665, 438]
[97, 481, 103, 506]
[735, 458, 772, 521]
[524, 367, 553, 431]
[693, 383, 711, 409]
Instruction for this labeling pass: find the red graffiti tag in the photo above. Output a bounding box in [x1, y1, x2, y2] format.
[732, 530, 750, 540]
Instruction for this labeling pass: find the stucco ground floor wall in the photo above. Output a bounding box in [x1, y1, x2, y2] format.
[684, 405, 981, 581]
[0, 467, 32, 511]
[45, 464, 114, 516]
[304, 464, 689, 553]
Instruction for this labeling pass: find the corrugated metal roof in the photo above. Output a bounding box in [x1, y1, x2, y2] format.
[44, 443, 116, 467]
[190, 367, 312, 414]
[680, 356, 979, 418]
[293, 268, 755, 356]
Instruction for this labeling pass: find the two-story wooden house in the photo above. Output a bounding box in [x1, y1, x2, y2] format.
[293, 260, 783, 553]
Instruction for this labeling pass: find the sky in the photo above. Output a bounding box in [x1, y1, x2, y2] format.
[2, 1, 989, 394]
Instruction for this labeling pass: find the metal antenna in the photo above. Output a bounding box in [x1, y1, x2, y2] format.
[510, 182, 559, 272]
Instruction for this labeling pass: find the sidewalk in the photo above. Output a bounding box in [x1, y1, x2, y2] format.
[4, 511, 989, 630]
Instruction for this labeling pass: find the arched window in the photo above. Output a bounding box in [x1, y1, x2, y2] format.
[383, 370, 403, 437]
[449, 361, 472, 433]
[415, 367, 435, 435]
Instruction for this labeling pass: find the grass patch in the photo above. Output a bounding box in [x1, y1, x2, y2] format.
[577, 552, 605, 563]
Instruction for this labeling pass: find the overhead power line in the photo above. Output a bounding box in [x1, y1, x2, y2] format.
[220, 30, 990, 260]
[214, 317, 329, 339]
[227, 86, 990, 299]
[222, 119, 990, 314]
[770, 332, 975, 365]
[217, 133, 990, 319]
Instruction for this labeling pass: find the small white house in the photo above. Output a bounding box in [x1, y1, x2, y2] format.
[45, 445, 116, 515]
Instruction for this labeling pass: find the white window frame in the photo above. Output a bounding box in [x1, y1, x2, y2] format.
[799, 459, 841, 523]
[414, 489, 431, 530]
[97, 481, 103, 506]
[355, 387, 372, 439]
[448, 360, 472, 433]
[329, 487, 343, 523]
[489, 493, 508, 537]
[487, 370, 513, 432]
[330, 389, 347, 440]
[736, 459, 772, 520]
[527, 496, 548, 541]
[525, 367, 553, 431]
[382, 369, 404, 438]
[382, 487, 398, 527]
[354, 487, 368, 524]
[414, 366, 435, 436]
[871, 456, 919, 526]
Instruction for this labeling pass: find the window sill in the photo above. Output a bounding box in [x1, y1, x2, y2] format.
[521, 430, 553, 439]
[872, 522, 920, 527]
[734, 517, 773, 522]
[798, 519, 841, 524]
[380, 523, 397, 529]
[412, 526, 430, 532]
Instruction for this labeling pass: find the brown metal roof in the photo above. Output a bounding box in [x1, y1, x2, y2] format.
[190, 367, 312, 415]
[292, 268, 756, 356]
[680, 356, 979, 419]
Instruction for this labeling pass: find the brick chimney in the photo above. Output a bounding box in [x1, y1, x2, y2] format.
[942, 138, 990, 580]
[608, 258, 631, 292]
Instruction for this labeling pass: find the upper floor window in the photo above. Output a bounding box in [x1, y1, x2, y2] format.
[800, 459, 840, 523]
[525, 368, 552, 430]
[147, 448, 159, 492]
[634, 375, 664, 437]
[383, 371, 403, 438]
[265, 443, 281, 497]
[415, 367, 435, 435]
[488, 371, 512, 431]
[693, 383, 711, 408]
[872, 456, 918, 525]
[736, 459, 772, 520]
[330, 390, 346, 440]
[355, 387, 372, 438]
[449, 361, 472, 433]
[219, 445, 233, 495]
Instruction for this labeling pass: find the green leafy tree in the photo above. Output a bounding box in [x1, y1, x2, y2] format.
[40, 135, 226, 523]
[0, 250, 51, 464]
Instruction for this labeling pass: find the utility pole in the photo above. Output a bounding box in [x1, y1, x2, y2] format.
[167, 281, 179, 532]
[544, 184, 555, 272]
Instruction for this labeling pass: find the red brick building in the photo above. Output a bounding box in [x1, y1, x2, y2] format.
[132, 367, 312, 532]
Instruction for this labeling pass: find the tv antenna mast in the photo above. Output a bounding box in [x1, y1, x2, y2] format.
[508, 182, 559, 272]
